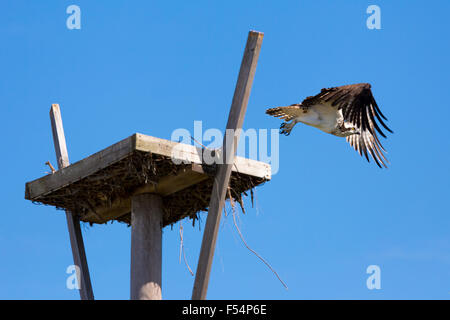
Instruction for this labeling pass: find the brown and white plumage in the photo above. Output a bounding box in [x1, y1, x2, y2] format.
[266, 83, 393, 168]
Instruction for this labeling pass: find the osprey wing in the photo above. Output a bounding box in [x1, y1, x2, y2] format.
[303, 83, 393, 168]
[346, 130, 389, 168]
[310, 83, 392, 136]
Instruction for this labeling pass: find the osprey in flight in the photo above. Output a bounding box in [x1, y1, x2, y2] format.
[266, 83, 393, 168]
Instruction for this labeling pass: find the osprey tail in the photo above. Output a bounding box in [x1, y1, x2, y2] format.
[266, 104, 302, 122]
[266, 105, 303, 136]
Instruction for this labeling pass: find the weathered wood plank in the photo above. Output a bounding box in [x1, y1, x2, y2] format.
[25, 135, 135, 200]
[49, 104, 94, 301]
[192, 31, 264, 300]
[25, 133, 270, 202]
[50, 105, 70, 168]
[135, 134, 271, 179]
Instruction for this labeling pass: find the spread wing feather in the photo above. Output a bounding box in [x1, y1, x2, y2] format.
[303, 83, 393, 168]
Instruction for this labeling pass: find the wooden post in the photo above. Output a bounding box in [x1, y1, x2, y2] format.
[130, 193, 163, 300]
[191, 31, 264, 300]
[49, 104, 94, 300]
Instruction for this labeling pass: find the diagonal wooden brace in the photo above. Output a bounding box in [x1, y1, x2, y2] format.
[191, 31, 264, 300]
[50, 104, 94, 300]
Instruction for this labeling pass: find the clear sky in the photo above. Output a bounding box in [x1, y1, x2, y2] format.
[1, 0, 449, 300]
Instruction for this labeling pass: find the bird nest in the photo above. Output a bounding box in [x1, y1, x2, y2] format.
[32, 151, 267, 227]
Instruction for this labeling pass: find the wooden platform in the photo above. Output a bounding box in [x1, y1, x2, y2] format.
[25, 133, 271, 226]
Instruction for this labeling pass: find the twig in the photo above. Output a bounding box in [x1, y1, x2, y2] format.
[190, 136, 209, 150]
[179, 223, 194, 276]
[251, 187, 263, 216]
[228, 188, 288, 290]
[179, 224, 183, 263]
[45, 161, 56, 174]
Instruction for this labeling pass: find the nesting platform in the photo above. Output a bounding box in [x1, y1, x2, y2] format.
[25, 133, 271, 227]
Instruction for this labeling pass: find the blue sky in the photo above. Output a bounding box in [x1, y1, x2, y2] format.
[1, 0, 449, 299]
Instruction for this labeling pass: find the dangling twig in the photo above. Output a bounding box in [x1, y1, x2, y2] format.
[252, 187, 263, 216]
[228, 187, 288, 290]
[179, 223, 194, 276]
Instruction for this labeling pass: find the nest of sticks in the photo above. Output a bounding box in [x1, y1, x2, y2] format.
[33, 151, 266, 227]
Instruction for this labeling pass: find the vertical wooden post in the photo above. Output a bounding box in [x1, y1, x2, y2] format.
[49, 104, 94, 300]
[130, 193, 163, 300]
[191, 31, 264, 300]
